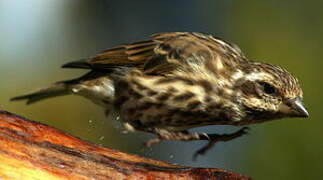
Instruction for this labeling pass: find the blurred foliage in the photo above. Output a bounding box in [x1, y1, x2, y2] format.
[0, 0, 322, 179]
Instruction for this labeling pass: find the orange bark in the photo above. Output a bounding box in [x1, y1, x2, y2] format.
[0, 110, 251, 180]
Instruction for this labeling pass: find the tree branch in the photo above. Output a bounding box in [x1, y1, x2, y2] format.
[0, 110, 251, 180]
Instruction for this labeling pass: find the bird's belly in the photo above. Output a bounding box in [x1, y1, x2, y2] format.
[119, 98, 233, 131]
[115, 73, 243, 130]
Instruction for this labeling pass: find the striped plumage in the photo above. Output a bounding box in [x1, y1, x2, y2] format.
[11, 32, 308, 156]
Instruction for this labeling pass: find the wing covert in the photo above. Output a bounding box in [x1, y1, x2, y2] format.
[62, 32, 243, 75]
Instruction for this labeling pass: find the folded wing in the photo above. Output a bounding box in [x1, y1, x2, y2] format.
[62, 32, 243, 75]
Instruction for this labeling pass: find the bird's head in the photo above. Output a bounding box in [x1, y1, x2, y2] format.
[234, 62, 309, 121]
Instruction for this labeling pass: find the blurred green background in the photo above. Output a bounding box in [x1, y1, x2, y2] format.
[1, 0, 322, 179]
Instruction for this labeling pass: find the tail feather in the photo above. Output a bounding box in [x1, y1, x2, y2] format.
[11, 71, 114, 105]
[10, 83, 70, 105]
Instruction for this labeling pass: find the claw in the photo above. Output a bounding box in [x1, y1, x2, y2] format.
[193, 127, 250, 160]
[193, 141, 216, 160]
[201, 132, 210, 140]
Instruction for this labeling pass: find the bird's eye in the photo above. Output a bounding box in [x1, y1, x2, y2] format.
[259, 82, 277, 95]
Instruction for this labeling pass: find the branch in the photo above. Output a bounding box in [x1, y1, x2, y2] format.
[0, 110, 251, 180]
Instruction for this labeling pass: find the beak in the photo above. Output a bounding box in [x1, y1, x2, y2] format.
[283, 97, 309, 118]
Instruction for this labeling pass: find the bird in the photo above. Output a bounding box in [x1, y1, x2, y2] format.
[11, 32, 309, 157]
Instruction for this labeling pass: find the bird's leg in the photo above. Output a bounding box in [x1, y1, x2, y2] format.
[143, 127, 249, 150]
[143, 128, 202, 147]
[193, 127, 249, 159]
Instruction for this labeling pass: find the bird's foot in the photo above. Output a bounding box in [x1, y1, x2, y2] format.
[193, 127, 249, 160]
[142, 127, 249, 160]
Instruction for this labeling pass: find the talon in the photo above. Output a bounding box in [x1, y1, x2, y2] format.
[201, 133, 210, 140]
[193, 150, 204, 160]
[193, 151, 201, 161]
[193, 141, 216, 160]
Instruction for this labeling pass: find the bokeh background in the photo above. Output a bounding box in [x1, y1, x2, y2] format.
[1, 0, 322, 179]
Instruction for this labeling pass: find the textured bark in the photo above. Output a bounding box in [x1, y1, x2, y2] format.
[0, 110, 251, 180]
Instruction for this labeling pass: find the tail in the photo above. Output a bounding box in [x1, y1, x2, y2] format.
[10, 71, 112, 105]
[10, 83, 71, 105]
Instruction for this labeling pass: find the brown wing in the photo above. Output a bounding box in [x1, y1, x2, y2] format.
[62, 32, 245, 75]
[61, 40, 158, 69]
[61, 33, 188, 69]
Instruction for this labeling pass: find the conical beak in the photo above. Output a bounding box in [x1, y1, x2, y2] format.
[283, 97, 309, 118]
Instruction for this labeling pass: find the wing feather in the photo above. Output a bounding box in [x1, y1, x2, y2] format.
[62, 32, 245, 75]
